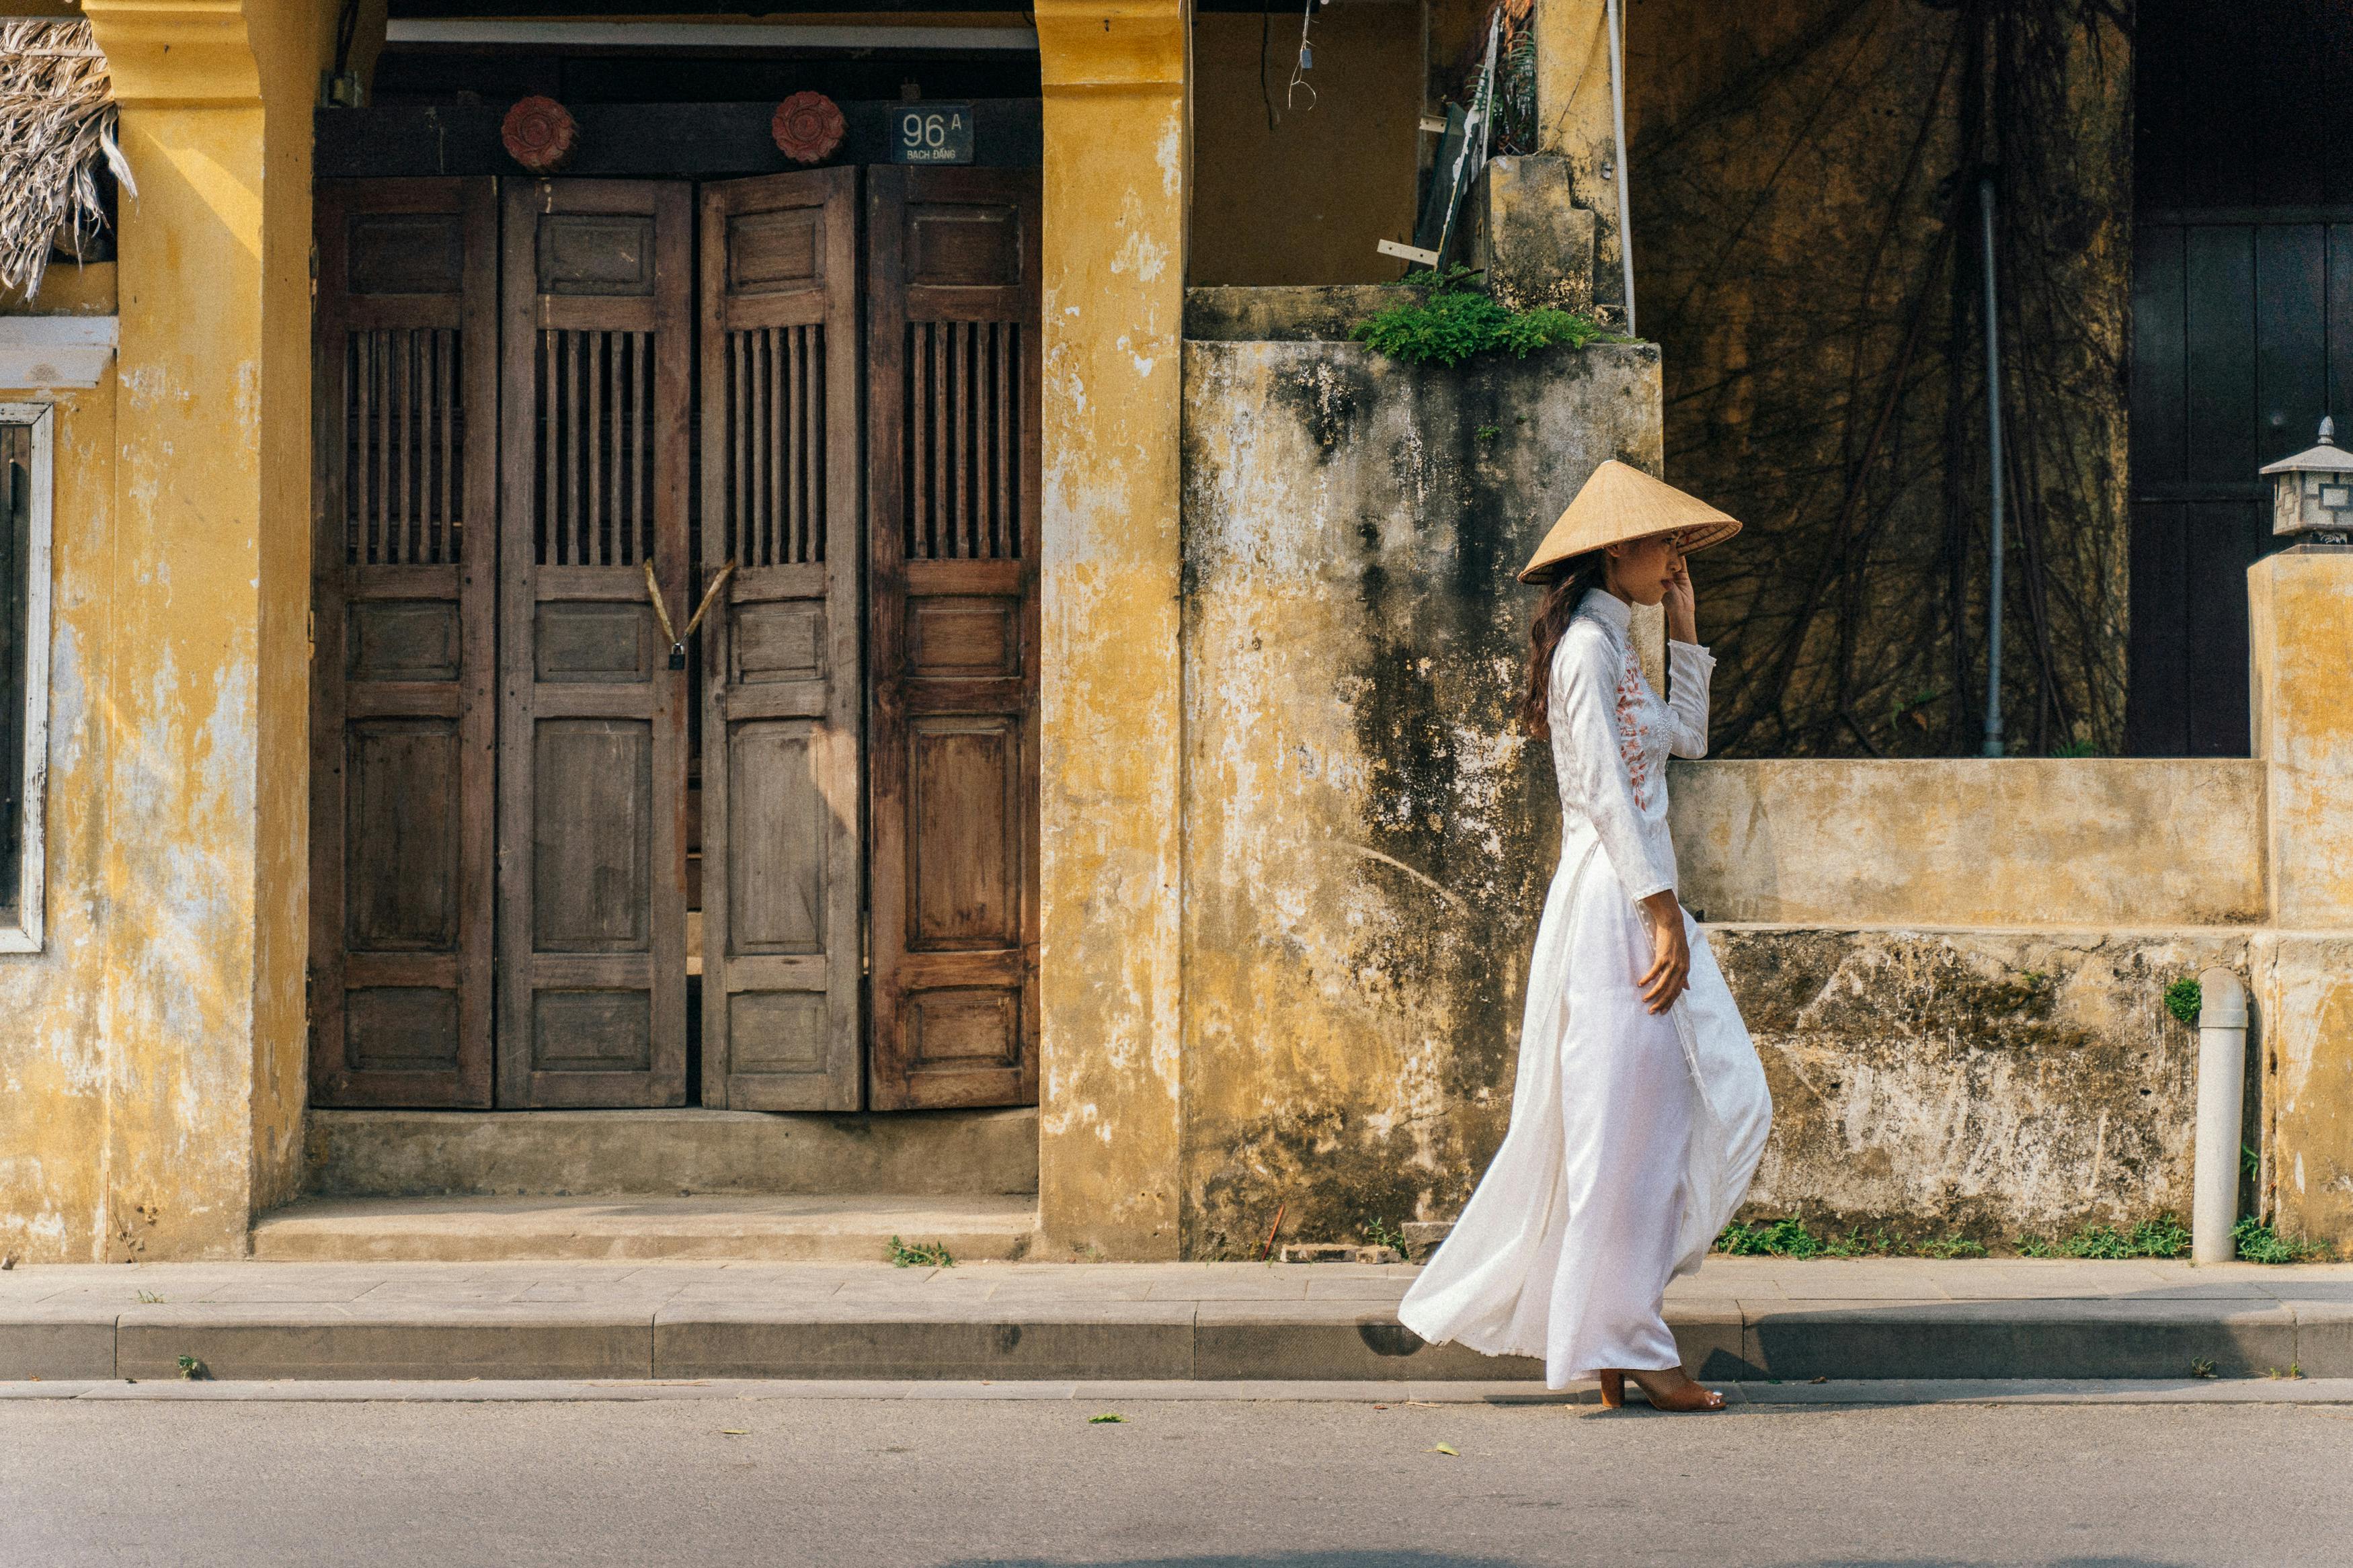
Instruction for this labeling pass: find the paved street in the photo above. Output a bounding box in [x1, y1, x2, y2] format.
[6, 1392, 2352, 1567]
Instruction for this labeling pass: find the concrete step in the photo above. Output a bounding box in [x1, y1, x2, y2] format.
[302, 1107, 1039, 1200]
[250, 1196, 1041, 1264]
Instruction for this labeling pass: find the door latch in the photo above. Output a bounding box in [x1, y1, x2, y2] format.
[643, 558, 736, 670]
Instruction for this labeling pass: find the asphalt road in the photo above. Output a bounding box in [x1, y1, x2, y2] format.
[6, 1396, 2351, 1567]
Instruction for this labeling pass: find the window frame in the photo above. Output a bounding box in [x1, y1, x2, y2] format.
[0, 401, 54, 953]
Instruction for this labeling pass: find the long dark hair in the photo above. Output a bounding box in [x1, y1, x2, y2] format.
[1519, 551, 1607, 739]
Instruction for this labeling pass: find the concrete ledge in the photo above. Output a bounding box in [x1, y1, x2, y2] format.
[10, 1259, 2353, 1383]
[116, 1315, 651, 1381]
[303, 1107, 1040, 1198]
[657, 1309, 1197, 1380]
[0, 1317, 116, 1380]
[1737, 1301, 2303, 1381]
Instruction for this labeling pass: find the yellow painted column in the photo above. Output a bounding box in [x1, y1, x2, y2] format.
[1033, 0, 1189, 1259]
[79, 0, 318, 1257]
[2247, 549, 2353, 1250]
[1533, 0, 1625, 325]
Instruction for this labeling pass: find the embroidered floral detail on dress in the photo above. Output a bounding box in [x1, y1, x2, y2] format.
[1613, 649, 1652, 811]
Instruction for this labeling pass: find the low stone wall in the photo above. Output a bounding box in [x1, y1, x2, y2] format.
[1175, 296, 2269, 1256]
[1671, 758, 2267, 928]
[1718, 925, 2249, 1242]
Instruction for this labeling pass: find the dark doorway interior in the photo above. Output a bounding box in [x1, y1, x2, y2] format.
[2128, 0, 2353, 755]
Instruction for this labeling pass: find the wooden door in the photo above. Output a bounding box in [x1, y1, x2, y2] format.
[864, 167, 1042, 1111]
[309, 179, 499, 1108]
[496, 179, 694, 1108]
[696, 169, 865, 1110]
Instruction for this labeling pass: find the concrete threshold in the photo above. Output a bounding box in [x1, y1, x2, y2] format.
[250, 1194, 1042, 1264]
[3, 1257, 2350, 1385]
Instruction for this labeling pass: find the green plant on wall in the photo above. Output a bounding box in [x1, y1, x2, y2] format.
[2164, 977, 2202, 1026]
[1352, 267, 1627, 368]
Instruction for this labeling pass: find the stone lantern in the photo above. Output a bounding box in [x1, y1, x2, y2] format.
[2260, 417, 2353, 544]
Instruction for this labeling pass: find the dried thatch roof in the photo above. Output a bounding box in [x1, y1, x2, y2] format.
[0, 17, 135, 300]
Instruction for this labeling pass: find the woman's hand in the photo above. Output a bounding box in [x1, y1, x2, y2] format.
[1637, 890, 1689, 1014]
[1663, 552, 1697, 646]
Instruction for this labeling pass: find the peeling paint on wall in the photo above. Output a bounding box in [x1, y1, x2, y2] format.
[1181, 332, 1662, 1253]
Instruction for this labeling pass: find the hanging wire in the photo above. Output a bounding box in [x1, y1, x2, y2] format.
[1286, 0, 1318, 112]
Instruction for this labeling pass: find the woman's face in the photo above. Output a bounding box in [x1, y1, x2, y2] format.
[1605, 534, 1685, 606]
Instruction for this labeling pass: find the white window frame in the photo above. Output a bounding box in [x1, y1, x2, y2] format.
[0, 402, 53, 952]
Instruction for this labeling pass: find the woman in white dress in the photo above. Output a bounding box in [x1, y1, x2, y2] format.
[1397, 460, 1773, 1413]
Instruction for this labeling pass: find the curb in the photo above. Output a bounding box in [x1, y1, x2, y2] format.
[7, 1299, 2348, 1384]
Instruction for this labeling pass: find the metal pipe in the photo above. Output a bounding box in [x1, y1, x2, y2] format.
[2192, 968, 2249, 1265]
[1978, 173, 2005, 757]
[1605, 0, 1637, 338]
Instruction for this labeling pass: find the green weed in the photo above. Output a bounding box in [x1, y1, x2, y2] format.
[1351, 267, 1625, 367]
[2016, 1214, 2191, 1260]
[1361, 1216, 1413, 1261]
[2234, 1216, 2328, 1264]
[1917, 1234, 1989, 1260]
[886, 1236, 955, 1269]
[2164, 977, 2202, 1027]
[1716, 1218, 1832, 1259]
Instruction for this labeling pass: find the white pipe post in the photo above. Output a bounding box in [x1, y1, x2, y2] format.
[1603, 0, 1636, 337]
[2192, 968, 2249, 1265]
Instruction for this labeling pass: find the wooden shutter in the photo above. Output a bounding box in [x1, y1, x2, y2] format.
[309, 179, 497, 1108]
[497, 179, 694, 1108]
[865, 167, 1042, 1111]
[696, 169, 864, 1110]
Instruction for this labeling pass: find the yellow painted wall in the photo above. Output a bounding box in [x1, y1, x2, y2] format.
[0, 0, 325, 1260]
[0, 354, 116, 1264]
[1189, 2, 1422, 286]
[2249, 551, 2353, 1246]
[1034, 0, 1190, 1260]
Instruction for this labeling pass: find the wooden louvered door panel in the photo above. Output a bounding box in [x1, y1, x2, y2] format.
[309, 179, 498, 1108]
[865, 167, 1042, 1111]
[497, 179, 694, 1108]
[696, 170, 864, 1110]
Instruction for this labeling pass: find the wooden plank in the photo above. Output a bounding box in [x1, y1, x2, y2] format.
[497, 177, 693, 1108]
[697, 165, 864, 1112]
[866, 165, 1041, 1112]
[308, 177, 495, 1109]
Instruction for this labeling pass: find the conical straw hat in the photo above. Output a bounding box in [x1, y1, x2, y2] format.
[1517, 460, 1742, 583]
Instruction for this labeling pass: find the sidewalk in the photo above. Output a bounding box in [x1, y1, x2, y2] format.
[4, 1255, 2350, 1385]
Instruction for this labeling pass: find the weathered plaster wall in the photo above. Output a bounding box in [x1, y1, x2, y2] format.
[2249, 551, 2353, 1246]
[1176, 311, 2282, 1253]
[0, 283, 115, 1264]
[1722, 925, 2243, 1240]
[1035, 0, 1191, 1260]
[1672, 758, 2268, 928]
[1179, 331, 1663, 1255]
[0, 0, 326, 1261]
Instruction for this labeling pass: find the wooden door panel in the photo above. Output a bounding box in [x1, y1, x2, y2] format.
[698, 168, 864, 1111]
[867, 166, 1041, 1111]
[309, 179, 497, 1108]
[498, 178, 692, 1108]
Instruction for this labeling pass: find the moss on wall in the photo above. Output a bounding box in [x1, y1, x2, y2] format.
[1180, 331, 1662, 1255]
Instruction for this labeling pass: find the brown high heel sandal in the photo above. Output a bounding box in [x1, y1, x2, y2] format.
[1597, 1369, 1726, 1412]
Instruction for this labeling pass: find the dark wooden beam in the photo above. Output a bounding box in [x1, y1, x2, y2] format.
[316, 99, 1041, 177]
